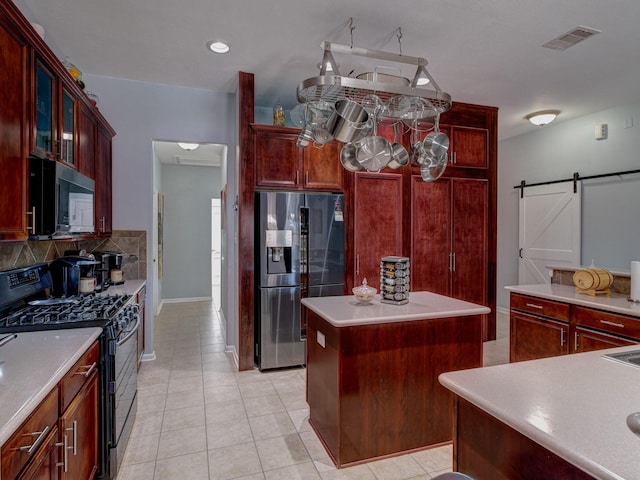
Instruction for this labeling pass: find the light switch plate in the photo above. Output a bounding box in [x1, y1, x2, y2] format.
[595, 123, 608, 140]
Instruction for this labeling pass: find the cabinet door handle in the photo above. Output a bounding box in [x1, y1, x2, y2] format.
[526, 303, 544, 310]
[295, 171, 299, 185]
[560, 328, 566, 347]
[356, 254, 360, 276]
[448, 253, 453, 272]
[305, 171, 309, 185]
[27, 206, 36, 232]
[66, 420, 77, 456]
[600, 320, 624, 329]
[19, 425, 50, 455]
[452, 152, 457, 165]
[74, 361, 97, 378]
[452, 253, 456, 272]
[519, 248, 524, 259]
[574, 332, 579, 351]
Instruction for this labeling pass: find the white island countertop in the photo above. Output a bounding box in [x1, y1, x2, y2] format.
[301, 291, 490, 327]
[0, 328, 102, 446]
[505, 283, 640, 318]
[440, 345, 640, 480]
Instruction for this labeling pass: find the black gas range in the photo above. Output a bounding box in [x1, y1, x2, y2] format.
[0, 263, 139, 480]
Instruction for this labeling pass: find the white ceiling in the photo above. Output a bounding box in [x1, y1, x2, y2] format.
[18, 0, 640, 140]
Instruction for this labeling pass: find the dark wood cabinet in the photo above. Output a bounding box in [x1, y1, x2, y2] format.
[59, 372, 98, 480]
[0, 0, 115, 242]
[77, 105, 96, 179]
[95, 126, 113, 235]
[511, 310, 569, 361]
[510, 292, 640, 360]
[350, 172, 403, 292]
[449, 126, 488, 168]
[411, 177, 488, 310]
[306, 306, 482, 467]
[252, 124, 343, 191]
[16, 426, 59, 480]
[0, 12, 30, 240]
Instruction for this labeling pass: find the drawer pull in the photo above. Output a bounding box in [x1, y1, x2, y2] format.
[18, 425, 50, 455]
[560, 329, 566, 347]
[74, 361, 97, 378]
[600, 320, 625, 329]
[526, 303, 544, 310]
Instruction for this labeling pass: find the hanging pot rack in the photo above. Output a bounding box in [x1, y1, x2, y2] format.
[296, 41, 452, 119]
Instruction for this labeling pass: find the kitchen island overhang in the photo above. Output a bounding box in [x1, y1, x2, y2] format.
[302, 291, 491, 467]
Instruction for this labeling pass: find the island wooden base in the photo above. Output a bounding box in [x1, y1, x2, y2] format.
[306, 309, 482, 467]
[453, 397, 596, 480]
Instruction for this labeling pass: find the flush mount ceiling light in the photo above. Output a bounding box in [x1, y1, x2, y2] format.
[178, 142, 200, 151]
[526, 110, 560, 127]
[206, 41, 230, 54]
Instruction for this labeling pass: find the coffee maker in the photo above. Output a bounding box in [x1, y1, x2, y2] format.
[94, 251, 125, 288]
[50, 256, 100, 297]
[93, 252, 113, 292]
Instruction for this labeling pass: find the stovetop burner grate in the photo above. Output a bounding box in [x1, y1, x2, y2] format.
[0, 294, 131, 328]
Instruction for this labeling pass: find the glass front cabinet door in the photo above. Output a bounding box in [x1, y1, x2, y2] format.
[61, 90, 75, 165]
[34, 61, 56, 159]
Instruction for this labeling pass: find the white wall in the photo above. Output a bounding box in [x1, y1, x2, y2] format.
[160, 163, 222, 299]
[83, 74, 237, 354]
[498, 100, 640, 310]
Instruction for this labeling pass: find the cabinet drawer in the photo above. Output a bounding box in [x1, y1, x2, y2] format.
[59, 341, 99, 413]
[510, 293, 570, 321]
[575, 306, 640, 340]
[1, 387, 58, 480]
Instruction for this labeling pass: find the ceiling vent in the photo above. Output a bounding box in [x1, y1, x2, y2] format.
[173, 155, 221, 167]
[542, 26, 601, 51]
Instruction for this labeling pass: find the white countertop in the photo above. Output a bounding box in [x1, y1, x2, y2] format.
[439, 345, 640, 480]
[301, 291, 490, 327]
[0, 328, 102, 446]
[100, 278, 146, 297]
[505, 283, 640, 318]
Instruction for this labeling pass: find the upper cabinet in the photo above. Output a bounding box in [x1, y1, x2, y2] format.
[0, 8, 29, 240]
[0, 0, 116, 241]
[448, 126, 488, 168]
[252, 124, 343, 192]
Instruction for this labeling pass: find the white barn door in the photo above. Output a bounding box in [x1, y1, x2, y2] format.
[519, 182, 581, 284]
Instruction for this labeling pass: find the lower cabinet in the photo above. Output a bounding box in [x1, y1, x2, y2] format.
[59, 373, 99, 480]
[17, 426, 60, 480]
[510, 292, 640, 361]
[510, 311, 569, 361]
[0, 341, 99, 480]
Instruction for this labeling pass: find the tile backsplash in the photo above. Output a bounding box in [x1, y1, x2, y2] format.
[0, 230, 147, 280]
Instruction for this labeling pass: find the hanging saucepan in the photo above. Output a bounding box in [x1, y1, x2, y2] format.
[420, 151, 448, 182]
[356, 108, 391, 172]
[340, 143, 363, 172]
[307, 100, 336, 145]
[409, 121, 428, 165]
[422, 114, 449, 157]
[326, 99, 370, 143]
[387, 122, 409, 169]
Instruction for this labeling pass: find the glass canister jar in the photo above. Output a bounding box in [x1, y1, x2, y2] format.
[273, 98, 285, 126]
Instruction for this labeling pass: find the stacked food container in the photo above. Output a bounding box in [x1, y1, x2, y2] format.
[380, 256, 410, 305]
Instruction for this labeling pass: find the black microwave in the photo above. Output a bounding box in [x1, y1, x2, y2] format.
[28, 157, 95, 239]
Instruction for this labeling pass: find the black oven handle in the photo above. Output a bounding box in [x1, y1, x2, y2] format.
[117, 314, 141, 347]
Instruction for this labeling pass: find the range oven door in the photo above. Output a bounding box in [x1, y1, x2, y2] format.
[108, 316, 139, 478]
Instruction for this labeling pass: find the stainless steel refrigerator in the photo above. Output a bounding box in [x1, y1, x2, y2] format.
[255, 191, 344, 370]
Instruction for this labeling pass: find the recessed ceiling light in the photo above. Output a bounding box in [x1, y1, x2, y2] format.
[525, 110, 561, 127]
[178, 142, 200, 151]
[207, 41, 230, 54]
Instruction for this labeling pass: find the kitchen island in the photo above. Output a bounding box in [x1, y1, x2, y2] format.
[439, 345, 640, 480]
[301, 291, 490, 467]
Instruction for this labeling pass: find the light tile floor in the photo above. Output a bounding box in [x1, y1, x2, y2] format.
[117, 302, 509, 480]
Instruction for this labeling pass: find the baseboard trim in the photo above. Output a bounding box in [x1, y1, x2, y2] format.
[160, 296, 212, 310]
[141, 351, 156, 362]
